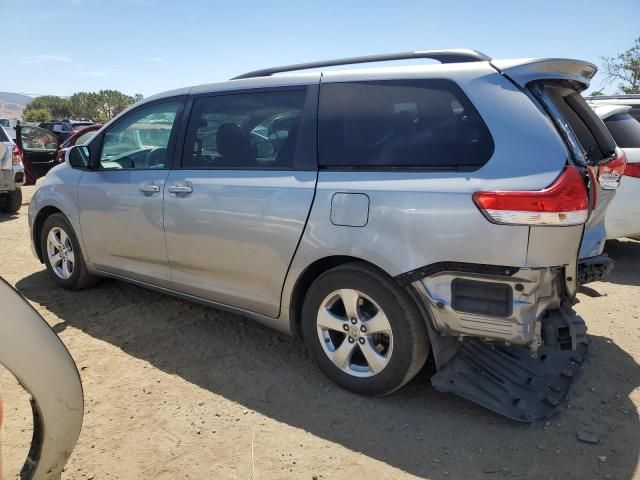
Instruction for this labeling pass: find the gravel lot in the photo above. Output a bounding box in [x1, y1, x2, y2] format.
[1, 186, 639, 479]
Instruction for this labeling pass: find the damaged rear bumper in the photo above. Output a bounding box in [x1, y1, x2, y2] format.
[431, 307, 588, 422]
[406, 265, 588, 422]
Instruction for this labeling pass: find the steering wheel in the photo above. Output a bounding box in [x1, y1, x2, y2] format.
[144, 147, 167, 168]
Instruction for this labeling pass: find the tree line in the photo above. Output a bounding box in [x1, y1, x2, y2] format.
[23, 90, 144, 123]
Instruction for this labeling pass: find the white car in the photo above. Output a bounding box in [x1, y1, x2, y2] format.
[590, 103, 640, 239]
[0, 125, 25, 213]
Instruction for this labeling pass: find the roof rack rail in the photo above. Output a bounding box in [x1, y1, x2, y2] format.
[231, 49, 492, 80]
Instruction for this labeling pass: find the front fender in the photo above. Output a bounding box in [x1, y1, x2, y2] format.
[0, 278, 83, 479]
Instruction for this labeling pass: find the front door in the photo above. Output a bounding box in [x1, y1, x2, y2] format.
[15, 125, 59, 184]
[78, 99, 184, 287]
[163, 87, 318, 317]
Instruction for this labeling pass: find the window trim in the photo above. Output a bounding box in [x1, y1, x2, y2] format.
[317, 78, 495, 172]
[90, 95, 187, 172]
[175, 84, 318, 172]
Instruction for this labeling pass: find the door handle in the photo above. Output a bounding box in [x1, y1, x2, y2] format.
[168, 185, 193, 195]
[139, 184, 160, 194]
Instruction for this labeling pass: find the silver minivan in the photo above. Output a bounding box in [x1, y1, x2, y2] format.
[28, 50, 624, 421]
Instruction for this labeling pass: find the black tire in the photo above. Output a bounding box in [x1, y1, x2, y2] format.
[0, 188, 21, 214]
[40, 213, 98, 290]
[301, 262, 429, 396]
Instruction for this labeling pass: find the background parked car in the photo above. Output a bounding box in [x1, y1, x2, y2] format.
[15, 124, 59, 185]
[40, 120, 95, 143]
[590, 103, 640, 239]
[55, 123, 102, 163]
[586, 94, 640, 122]
[0, 125, 25, 213]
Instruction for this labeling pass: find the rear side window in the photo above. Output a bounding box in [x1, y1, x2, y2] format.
[604, 113, 640, 149]
[543, 85, 617, 163]
[0, 127, 8, 142]
[182, 90, 306, 169]
[318, 79, 494, 170]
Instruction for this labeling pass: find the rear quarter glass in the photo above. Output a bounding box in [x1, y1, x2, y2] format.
[318, 78, 494, 171]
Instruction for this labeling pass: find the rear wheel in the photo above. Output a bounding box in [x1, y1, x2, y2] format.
[41, 213, 98, 290]
[0, 188, 22, 214]
[301, 262, 429, 396]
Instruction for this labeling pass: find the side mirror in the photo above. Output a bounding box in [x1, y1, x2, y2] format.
[66, 145, 91, 169]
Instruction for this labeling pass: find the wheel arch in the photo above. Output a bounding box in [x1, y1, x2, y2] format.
[288, 255, 398, 339]
[33, 206, 64, 262]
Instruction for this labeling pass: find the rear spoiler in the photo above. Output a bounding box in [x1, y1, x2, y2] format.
[492, 58, 597, 92]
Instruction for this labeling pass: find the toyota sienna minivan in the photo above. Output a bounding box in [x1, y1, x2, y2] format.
[27, 50, 625, 421]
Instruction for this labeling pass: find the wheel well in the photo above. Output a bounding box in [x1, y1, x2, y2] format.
[33, 206, 63, 262]
[289, 255, 384, 339]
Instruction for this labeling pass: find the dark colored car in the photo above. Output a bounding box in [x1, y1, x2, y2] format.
[39, 120, 95, 143]
[54, 124, 102, 163]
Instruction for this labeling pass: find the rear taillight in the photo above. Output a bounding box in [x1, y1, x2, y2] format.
[624, 162, 640, 178]
[598, 150, 627, 190]
[11, 144, 22, 165]
[473, 166, 588, 226]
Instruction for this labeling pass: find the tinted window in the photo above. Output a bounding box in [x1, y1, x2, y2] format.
[20, 126, 58, 151]
[318, 79, 494, 169]
[604, 113, 640, 149]
[0, 126, 8, 142]
[0, 119, 10, 128]
[100, 101, 181, 170]
[182, 90, 306, 169]
[544, 86, 616, 163]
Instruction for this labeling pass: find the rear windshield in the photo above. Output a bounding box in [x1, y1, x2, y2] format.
[543, 85, 617, 163]
[318, 79, 494, 170]
[604, 113, 640, 148]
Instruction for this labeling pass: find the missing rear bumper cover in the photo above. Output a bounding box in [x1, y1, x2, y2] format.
[431, 338, 588, 422]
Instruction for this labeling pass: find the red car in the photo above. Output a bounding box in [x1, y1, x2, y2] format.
[54, 123, 102, 163]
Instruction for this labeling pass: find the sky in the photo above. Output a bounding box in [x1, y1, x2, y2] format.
[1, 0, 638, 98]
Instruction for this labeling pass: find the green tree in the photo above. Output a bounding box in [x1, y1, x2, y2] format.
[23, 108, 52, 122]
[68, 92, 101, 121]
[133, 93, 144, 103]
[589, 89, 605, 96]
[95, 90, 136, 120]
[24, 95, 71, 119]
[602, 37, 640, 94]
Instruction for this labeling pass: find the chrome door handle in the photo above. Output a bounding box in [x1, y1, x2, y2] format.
[139, 184, 160, 194]
[168, 185, 193, 194]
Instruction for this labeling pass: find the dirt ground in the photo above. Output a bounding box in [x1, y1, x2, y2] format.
[0, 186, 638, 480]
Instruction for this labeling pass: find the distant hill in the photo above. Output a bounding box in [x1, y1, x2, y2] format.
[0, 92, 33, 121]
[0, 92, 33, 105]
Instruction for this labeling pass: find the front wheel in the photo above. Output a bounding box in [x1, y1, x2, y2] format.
[301, 262, 429, 396]
[41, 213, 98, 290]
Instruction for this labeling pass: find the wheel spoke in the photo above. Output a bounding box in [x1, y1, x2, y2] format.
[50, 252, 63, 266]
[359, 340, 388, 375]
[48, 231, 63, 250]
[364, 311, 392, 334]
[330, 338, 357, 370]
[59, 229, 69, 246]
[66, 250, 75, 264]
[317, 308, 348, 332]
[62, 259, 73, 278]
[338, 289, 361, 321]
